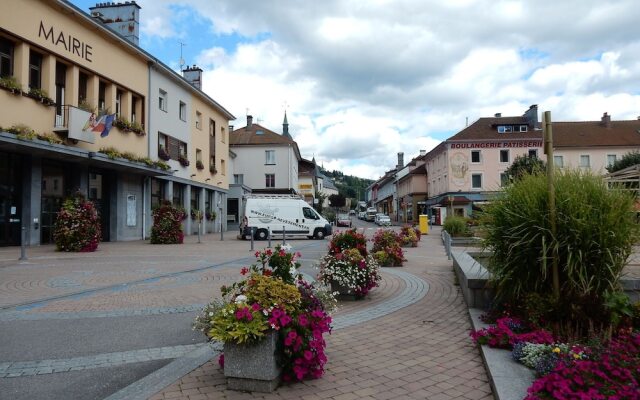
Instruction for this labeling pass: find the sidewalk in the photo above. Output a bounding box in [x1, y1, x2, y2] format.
[148, 226, 494, 400]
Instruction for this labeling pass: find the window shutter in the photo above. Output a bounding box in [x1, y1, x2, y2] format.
[168, 136, 180, 159]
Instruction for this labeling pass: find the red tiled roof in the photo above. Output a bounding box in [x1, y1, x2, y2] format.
[552, 120, 640, 147]
[230, 123, 296, 145]
[448, 117, 541, 142]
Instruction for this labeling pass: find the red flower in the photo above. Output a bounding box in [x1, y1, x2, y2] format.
[240, 267, 249, 275]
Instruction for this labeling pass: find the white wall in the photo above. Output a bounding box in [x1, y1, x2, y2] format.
[149, 67, 192, 179]
[231, 144, 298, 190]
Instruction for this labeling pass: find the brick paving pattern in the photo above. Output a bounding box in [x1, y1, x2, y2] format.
[148, 227, 494, 400]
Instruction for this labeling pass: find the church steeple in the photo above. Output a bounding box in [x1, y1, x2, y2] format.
[282, 111, 292, 139]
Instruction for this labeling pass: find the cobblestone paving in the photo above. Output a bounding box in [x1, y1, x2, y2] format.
[149, 227, 494, 400]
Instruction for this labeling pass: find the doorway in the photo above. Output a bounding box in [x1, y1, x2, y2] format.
[0, 152, 22, 246]
[88, 171, 111, 242]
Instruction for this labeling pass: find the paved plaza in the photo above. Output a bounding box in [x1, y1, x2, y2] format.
[0, 224, 494, 400]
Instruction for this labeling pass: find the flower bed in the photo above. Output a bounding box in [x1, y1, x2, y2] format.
[399, 225, 419, 247]
[317, 248, 381, 298]
[195, 245, 335, 389]
[328, 228, 367, 256]
[371, 229, 405, 267]
[53, 193, 101, 252]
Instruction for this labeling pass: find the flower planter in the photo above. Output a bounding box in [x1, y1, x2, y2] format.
[223, 330, 281, 392]
[330, 280, 362, 301]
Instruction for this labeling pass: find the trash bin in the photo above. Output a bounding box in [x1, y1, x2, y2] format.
[419, 214, 429, 235]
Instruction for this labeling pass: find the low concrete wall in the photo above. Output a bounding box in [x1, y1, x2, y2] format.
[453, 250, 640, 308]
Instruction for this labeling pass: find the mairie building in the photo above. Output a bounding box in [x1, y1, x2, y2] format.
[0, 0, 234, 246]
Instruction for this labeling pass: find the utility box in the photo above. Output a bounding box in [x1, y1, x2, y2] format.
[419, 214, 429, 235]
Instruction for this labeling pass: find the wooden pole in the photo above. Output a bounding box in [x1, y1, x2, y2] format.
[543, 111, 560, 299]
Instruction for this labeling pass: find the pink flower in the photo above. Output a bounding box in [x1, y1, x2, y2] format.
[304, 350, 314, 361]
[298, 314, 309, 327]
[218, 353, 224, 368]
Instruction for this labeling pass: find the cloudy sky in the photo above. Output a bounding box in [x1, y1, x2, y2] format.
[72, 0, 640, 179]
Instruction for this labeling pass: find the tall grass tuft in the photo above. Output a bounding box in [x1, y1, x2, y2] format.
[443, 216, 469, 237]
[481, 170, 638, 332]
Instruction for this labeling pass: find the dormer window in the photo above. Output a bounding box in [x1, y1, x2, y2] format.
[497, 125, 513, 133]
[519, 125, 528, 132]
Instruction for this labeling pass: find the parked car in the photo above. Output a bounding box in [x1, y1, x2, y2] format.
[349, 210, 356, 215]
[336, 213, 352, 227]
[358, 211, 366, 220]
[375, 214, 391, 226]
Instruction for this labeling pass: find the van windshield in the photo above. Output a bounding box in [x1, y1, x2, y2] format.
[303, 207, 319, 220]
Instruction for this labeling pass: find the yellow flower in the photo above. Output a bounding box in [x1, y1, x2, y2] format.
[552, 347, 561, 354]
[573, 353, 581, 359]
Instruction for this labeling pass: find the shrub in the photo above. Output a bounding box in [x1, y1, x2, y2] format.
[328, 228, 367, 256]
[442, 216, 470, 237]
[53, 193, 102, 252]
[481, 170, 638, 332]
[150, 201, 184, 244]
[371, 229, 405, 266]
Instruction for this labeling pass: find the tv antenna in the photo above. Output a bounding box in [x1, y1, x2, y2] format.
[179, 41, 186, 70]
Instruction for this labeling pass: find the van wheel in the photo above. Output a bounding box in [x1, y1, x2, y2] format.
[255, 229, 268, 240]
[314, 229, 325, 240]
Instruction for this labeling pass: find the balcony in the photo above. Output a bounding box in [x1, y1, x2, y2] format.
[53, 105, 99, 144]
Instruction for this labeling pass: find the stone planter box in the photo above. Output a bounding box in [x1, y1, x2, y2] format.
[331, 280, 362, 301]
[223, 330, 281, 392]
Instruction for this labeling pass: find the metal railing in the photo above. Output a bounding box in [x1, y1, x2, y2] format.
[442, 230, 452, 260]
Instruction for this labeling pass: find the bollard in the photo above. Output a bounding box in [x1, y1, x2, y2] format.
[268, 227, 271, 248]
[19, 225, 27, 261]
[220, 208, 224, 241]
[250, 227, 255, 251]
[282, 226, 286, 246]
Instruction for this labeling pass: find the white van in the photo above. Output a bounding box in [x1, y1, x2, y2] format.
[241, 195, 332, 240]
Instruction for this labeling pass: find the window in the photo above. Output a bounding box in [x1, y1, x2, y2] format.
[580, 155, 590, 168]
[266, 174, 275, 188]
[98, 81, 106, 111]
[173, 183, 184, 207]
[607, 154, 617, 167]
[196, 111, 202, 130]
[500, 173, 508, 187]
[519, 125, 528, 132]
[221, 159, 226, 175]
[158, 133, 168, 158]
[0, 37, 14, 78]
[150, 178, 165, 208]
[528, 149, 538, 158]
[221, 126, 226, 143]
[179, 101, 186, 121]
[196, 149, 202, 162]
[131, 96, 138, 123]
[234, 174, 244, 184]
[471, 174, 482, 189]
[159, 89, 167, 111]
[265, 150, 276, 165]
[210, 156, 216, 170]
[554, 155, 564, 168]
[78, 72, 88, 104]
[497, 126, 513, 133]
[179, 141, 187, 158]
[500, 150, 509, 163]
[471, 150, 481, 163]
[29, 50, 42, 89]
[115, 89, 123, 117]
[209, 118, 216, 137]
[303, 207, 319, 220]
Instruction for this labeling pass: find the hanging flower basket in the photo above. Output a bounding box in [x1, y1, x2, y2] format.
[178, 155, 190, 167]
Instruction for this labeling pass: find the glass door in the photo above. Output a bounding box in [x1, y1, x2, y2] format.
[0, 152, 22, 246]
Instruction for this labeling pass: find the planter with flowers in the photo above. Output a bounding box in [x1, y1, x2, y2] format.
[53, 192, 102, 252]
[194, 244, 335, 392]
[150, 201, 184, 244]
[0, 76, 22, 95]
[317, 248, 381, 300]
[178, 154, 190, 167]
[27, 87, 55, 106]
[196, 160, 204, 170]
[205, 210, 217, 221]
[399, 225, 419, 247]
[328, 228, 367, 256]
[158, 146, 170, 161]
[371, 229, 405, 267]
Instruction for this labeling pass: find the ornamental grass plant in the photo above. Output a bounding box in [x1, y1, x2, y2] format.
[53, 193, 101, 252]
[481, 170, 638, 335]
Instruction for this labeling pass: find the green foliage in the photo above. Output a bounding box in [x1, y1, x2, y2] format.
[150, 201, 184, 244]
[328, 193, 346, 208]
[504, 155, 546, 182]
[207, 301, 270, 344]
[318, 166, 373, 204]
[0, 76, 22, 91]
[443, 216, 470, 237]
[314, 190, 326, 213]
[607, 151, 640, 173]
[53, 193, 101, 252]
[482, 170, 638, 331]
[98, 147, 167, 170]
[242, 273, 302, 315]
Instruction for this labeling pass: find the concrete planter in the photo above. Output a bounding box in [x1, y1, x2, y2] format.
[331, 280, 362, 301]
[223, 330, 281, 392]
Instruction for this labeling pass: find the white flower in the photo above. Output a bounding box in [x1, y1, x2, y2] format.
[281, 244, 292, 251]
[289, 265, 297, 277]
[235, 295, 247, 304]
[209, 312, 214, 316]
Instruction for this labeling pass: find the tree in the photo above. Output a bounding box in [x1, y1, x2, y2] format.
[504, 155, 546, 182]
[607, 151, 640, 173]
[328, 193, 346, 209]
[314, 190, 327, 214]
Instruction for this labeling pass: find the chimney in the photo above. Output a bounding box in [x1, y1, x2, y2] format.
[182, 64, 203, 90]
[523, 104, 539, 128]
[420, 149, 426, 156]
[246, 115, 253, 130]
[89, 2, 141, 45]
[397, 152, 404, 169]
[494, 113, 502, 118]
[229, 125, 234, 132]
[601, 112, 612, 128]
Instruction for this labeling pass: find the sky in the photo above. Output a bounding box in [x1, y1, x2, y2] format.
[71, 0, 640, 180]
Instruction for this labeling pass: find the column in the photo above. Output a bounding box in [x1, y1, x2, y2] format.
[65, 65, 79, 108]
[122, 91, 132, 121]
[105, 82, 117, 114]
[198, 187, 205, 236]
[184, 186, 192, 235]
[13, 42, 29, 91]
[86, 75, 99, 111]
[41, 54, 56, 102]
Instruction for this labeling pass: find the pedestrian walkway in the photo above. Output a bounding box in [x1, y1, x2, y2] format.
[147, 226, 494, 400]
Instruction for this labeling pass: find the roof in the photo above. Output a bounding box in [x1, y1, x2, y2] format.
[298, 158, 317, 177]
[318, 173, 338, 190]
[230, 123, 297, 146]
[552, 120, 640, 147]
[448, 116, 542, 142]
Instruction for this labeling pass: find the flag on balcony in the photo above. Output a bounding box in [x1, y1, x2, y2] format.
[99, 113, 116, 137]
